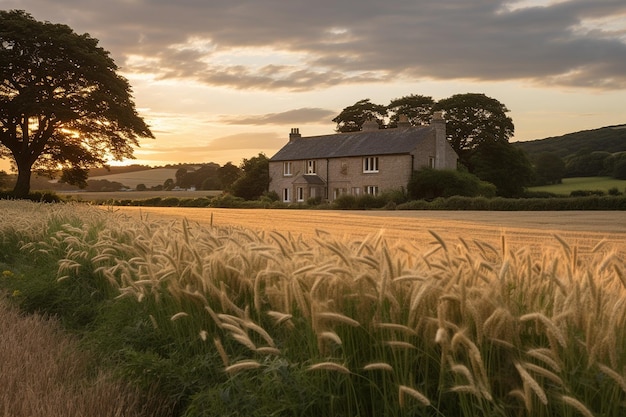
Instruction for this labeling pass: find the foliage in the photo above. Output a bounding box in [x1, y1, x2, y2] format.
[0, 10, 153, 197]
[0, 299, 172, 417]
[218, 162, 243, 190]
[230, 153, 269, 200]
[514, 125, 626, 160]
[408, 168, 496, 200]
[564, 151, 612, 177]
[532, 152, 566, 185]
[2, 201, 626, 417]
[433, 93, 514, 167]
[332, 99, 388, 132]
[175, 163, 227, 190]
[387, 94, 435, 127]
[614, 159, 626, 180]
[605, 152, 626, 180]
[469, 141, 535, 197]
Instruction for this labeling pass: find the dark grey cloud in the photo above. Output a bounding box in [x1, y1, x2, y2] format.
[6, 0, 626, 90]
[220, 108, 336, 125]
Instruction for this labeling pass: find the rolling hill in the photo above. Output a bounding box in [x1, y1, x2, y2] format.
[513, 124, 626, 160]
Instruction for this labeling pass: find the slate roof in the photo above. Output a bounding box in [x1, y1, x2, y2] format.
[270, 125, 434, 161]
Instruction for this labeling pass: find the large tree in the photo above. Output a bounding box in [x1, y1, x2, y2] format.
[387, 94, 434, 127]
[332, 99, 388, 133]
[433, 93, 514, 168]
[469, 141, 534, 197]
[230, 153, 269, 200]
[0, 10, 153, 197]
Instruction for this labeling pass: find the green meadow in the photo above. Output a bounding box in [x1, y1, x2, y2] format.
[1, 200, 626, 417]
[529, 177, 626, 196]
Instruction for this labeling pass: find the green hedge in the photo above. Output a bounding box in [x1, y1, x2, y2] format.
[398, 195, 626, 210]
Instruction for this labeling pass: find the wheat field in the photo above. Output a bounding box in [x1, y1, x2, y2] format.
[111, 207, 626, 256]
[3, 201, 626, 416]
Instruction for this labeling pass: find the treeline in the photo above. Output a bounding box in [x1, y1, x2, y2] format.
[515, 126, 626, 184]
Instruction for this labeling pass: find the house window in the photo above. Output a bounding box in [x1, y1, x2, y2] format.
[333, 188, 347, 199]
[428, 157, 435, 169]
[365, 186, 379, 195]
[283, 161, 292, 176]
[283, 188, 291, 202]
[363, 157, 379, 173]
[306, 160, 317, 174]
[351, 187, 361, 196]
[296, 187, 304, 202]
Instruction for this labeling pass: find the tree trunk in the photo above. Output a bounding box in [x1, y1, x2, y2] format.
[12, 158, 32, 198]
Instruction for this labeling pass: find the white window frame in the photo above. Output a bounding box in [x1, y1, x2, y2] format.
[283, 161, 292, 176]
[306, 160, 317, 174]
[351, 187, 361, 196]
[333, 188, 347, 200]
[428, 157, 435, 169]
[365, 185, 379, 195]
[296, 187, 304, 202]
[283, 188, 291, 202]
[363, 156, 379, 173]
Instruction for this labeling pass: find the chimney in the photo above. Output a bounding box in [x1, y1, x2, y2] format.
[431, 111, 447, 168]
[289, 128, 301, 141]
[362, 118, 379, 131]
[397, 114, 411, 128]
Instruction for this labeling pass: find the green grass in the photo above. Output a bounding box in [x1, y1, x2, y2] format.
[529, 177, 626, 195]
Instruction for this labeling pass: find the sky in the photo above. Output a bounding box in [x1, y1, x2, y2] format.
[1, 0, 626, 171]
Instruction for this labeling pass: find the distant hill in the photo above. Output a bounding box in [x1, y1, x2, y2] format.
[514, 125, 626, 160]
[89, 167, 179, 188]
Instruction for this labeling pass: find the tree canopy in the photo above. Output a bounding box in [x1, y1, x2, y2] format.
[433, 93, 514, 168]
[0, 10, 153, 197]
[230, 153, 269, 200]
[469, 141, 534, 197]
[387, 94, 434, 127]
[332, 99, 388, 132]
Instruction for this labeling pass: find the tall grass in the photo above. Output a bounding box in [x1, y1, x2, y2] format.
[0, 298, 172, 417]
[1, 200, 625, 416]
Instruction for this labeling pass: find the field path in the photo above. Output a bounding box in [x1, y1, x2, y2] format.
[111, 207, 626, 256]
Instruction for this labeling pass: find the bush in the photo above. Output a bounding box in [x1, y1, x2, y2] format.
[408, 168, 496, 200]
[570, 189, 605, 197]
[333, 194, 358, 209]
[0, 190, 62, 203]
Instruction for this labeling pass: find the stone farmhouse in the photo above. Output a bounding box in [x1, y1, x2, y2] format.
[268, 112, 458, 203]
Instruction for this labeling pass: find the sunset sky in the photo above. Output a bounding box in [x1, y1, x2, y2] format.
[1, 0, 625, 172]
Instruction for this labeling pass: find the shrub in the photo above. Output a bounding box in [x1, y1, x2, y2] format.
[570, 189, 605, 197]
[333, 194, 358, 209]
[408, 168, 496, 200]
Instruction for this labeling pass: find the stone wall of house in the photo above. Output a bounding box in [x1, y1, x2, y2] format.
[326, 155, 412, 198]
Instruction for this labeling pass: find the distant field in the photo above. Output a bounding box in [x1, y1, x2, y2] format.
[112, 207, 626, 257]
[60, 190, 221, 202]
[528, 176, 626, 195]
[89, 168, 179, 187]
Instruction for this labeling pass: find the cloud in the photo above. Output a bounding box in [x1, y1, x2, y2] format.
[9, 0, 626, 90]
[219, 108, 336, 125]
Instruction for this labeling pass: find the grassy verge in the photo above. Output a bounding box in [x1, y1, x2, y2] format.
[1, 200, 626, 416]
[0, 297, 172, 417]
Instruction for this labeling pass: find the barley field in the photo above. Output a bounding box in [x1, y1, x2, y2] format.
[2, 200, 626, 417]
